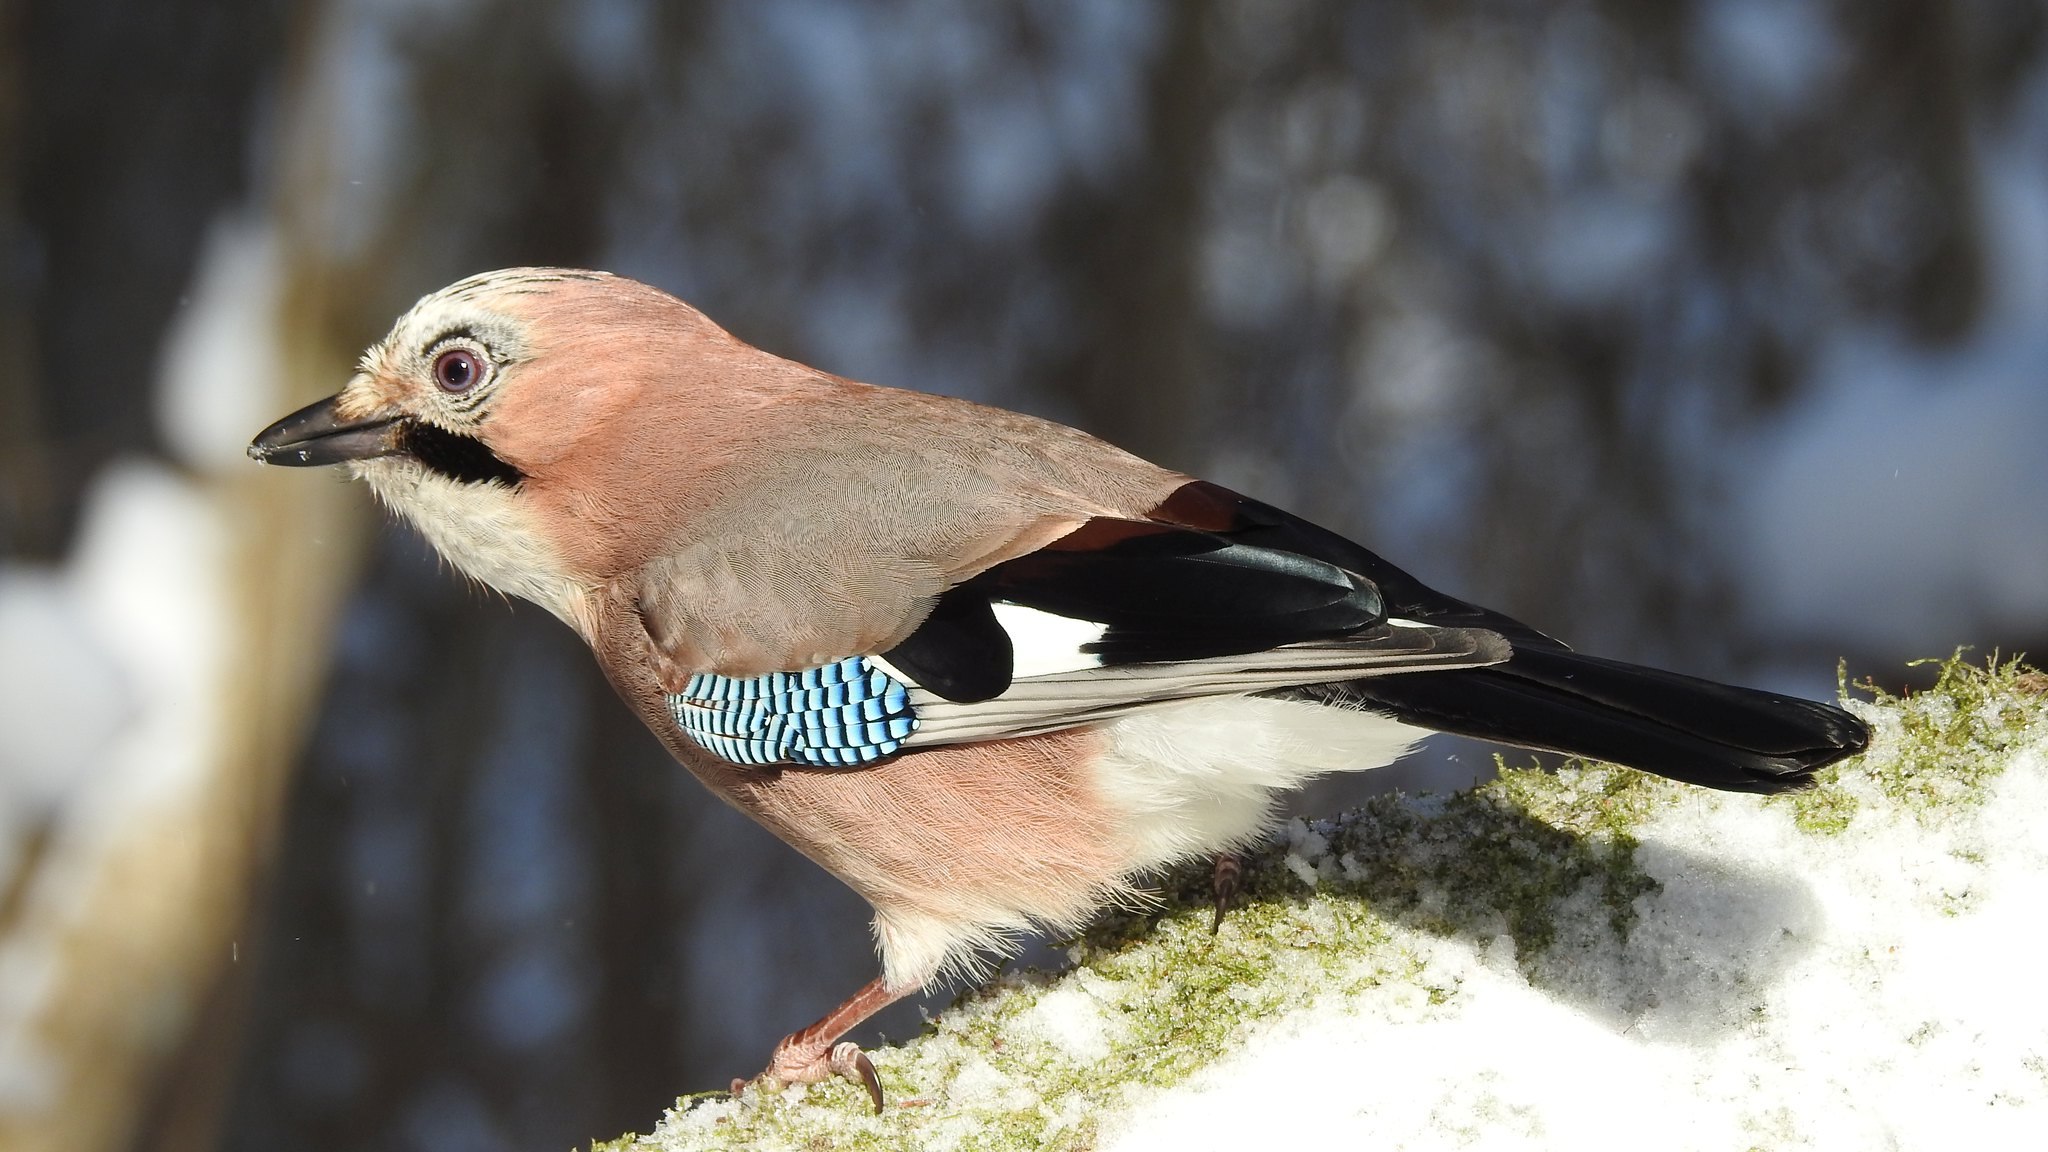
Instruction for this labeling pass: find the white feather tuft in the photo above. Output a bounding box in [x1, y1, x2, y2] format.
[872, 905, 1028, 992]
[1090, 695, 1430, 871]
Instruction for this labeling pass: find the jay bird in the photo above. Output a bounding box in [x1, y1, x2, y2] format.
[250, 268, 1868, 1109]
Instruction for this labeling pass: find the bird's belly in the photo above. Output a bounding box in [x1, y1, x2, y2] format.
[727, 725, 1129, 989]
[718, 695, 1426, 988]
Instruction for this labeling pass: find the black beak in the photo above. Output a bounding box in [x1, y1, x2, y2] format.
[248, 395, 407, 467]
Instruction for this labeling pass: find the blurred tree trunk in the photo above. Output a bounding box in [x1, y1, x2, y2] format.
[1044, 0, 1219, 472]
[0, 5, 334, 1152]
[221, 5, 723, 1148]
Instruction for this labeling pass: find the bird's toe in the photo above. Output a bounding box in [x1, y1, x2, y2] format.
[739, 1035, 885, 1113]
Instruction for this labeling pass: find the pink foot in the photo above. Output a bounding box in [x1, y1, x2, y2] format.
[729, 975, 905, 1113]
[734, 1037, 884, 1113]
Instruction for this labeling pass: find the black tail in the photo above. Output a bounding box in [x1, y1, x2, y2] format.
[1154, 482, 1871, 795]
[1317, 646, 1869, 794]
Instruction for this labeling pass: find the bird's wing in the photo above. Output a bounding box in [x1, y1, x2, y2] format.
[627, 383, 1192, 683]
[621, 387, 1527, 767]
[659, 513, 1511, 768]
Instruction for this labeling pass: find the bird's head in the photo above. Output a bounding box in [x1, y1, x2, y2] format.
[248, 267, 748, 628]
[247, 267, 665, 484]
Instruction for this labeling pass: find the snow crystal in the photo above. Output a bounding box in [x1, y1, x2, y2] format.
[942, 1055, 1018, 1109]
[1012, 972, 1127, 1064]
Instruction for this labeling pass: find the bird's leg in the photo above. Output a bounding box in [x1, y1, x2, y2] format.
[1210, 851, 1243, 933]
[735, 975, 907, 1113]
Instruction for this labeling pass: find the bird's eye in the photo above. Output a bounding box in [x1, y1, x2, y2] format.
[433, 348, 483, 393]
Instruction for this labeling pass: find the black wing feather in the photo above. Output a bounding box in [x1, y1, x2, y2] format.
[971, 521, 1384, 662]
[883, 518, 1386, 704]
[1154, 481, 1870, 792]
[880, 586, 1012, 703]
[1154, 481, 1562, 645]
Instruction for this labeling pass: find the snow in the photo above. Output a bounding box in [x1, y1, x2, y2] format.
[620, 660, 2047, 1151]
[154, 217, 290, 476]
[1010, 971, 1128, 1064]
[0, 572, 130, 817]
[1112, 748, 2048, 1150]
[0, 462, 231, 832]
[0, 461, 234, 1110]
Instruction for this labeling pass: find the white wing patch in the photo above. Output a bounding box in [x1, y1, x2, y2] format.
[989, 601, 1108, 677]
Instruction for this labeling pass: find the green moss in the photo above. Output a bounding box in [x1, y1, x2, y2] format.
[1866, 651, 2038, 809]
[1786, 784, 1858, 835]
[598, 887, 1424, 1152]
[1275, 757, 1670, 955]
[616, 776, 1676, 1150]
[1779, 651, 2042, 835]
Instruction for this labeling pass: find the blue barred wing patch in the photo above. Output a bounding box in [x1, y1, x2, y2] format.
[667, 656, 919, 768]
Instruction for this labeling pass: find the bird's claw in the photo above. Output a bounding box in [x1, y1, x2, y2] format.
[833, 1042, 885, 1112]
[734, 1038, 885, 1113]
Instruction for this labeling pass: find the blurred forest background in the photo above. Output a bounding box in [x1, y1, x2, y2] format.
[1, 1, 2045, 1150]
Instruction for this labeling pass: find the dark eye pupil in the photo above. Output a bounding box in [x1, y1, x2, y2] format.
[435, 349, 478, 391]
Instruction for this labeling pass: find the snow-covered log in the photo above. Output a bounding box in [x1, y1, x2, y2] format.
[616, 654, 2047, 1151]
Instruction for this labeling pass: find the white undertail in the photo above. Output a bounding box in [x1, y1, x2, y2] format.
[1091, 694, 1430, 872]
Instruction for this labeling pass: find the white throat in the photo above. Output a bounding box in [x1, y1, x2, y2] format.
[358, 461, 593, 636]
